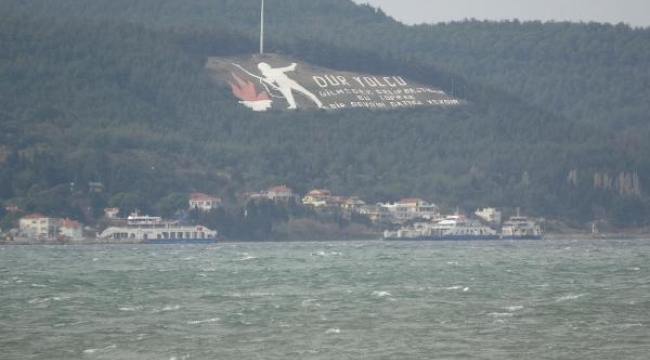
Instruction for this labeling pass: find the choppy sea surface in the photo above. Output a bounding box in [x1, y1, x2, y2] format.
[1, 239, 649, 360]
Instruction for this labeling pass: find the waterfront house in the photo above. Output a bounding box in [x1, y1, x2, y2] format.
[302, 189, 332, 207]
[189, 192, 222, 212]
[265, 185, 296, 201]
[59, 218, 84, 241]
[379, 198, 440, 223]
[19, 214, 59, 240]
[104, 207, 120, 219]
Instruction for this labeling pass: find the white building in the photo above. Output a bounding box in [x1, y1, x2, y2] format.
[19, 214, 59, 239]
[59, 219, 84, 241]
[338, 196, 366, 211]
[380, 198, 440, 223]
[189, 193, 222, 212]
[358, 204, 391, 223]
[265, 185, 296, 201]
[104, 207, 120, 219]
[302, 189, 332, 207]
[475, 208, 502, 225]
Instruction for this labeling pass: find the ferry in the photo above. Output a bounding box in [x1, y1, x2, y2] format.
[98, 214, 218, 244]
[500, 210, 543, 240]
[383, 214, 499, 241]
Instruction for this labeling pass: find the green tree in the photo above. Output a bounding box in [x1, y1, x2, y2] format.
[154, 193, 188, 218]
[108, 192, 147, 217]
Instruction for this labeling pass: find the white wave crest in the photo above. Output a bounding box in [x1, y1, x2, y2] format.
[187, 317, 220, 325]
[325, 328, 341, 334]
[301, 299, 321, 308]
[119, 307, 139, 312]
[445, 285, 463, 290]
[556, 294, 585, 302]
[444, 285, 469, 292]
[372, 291, 391, 298]
[238, 256, 259, 261]
[29, 296, 66, 304]
[151, 304, 181, 313]
[83, 344, 116, 355]
[489, 312, 514, 318]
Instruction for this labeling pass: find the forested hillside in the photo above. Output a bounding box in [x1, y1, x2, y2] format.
[1, 0, 649, 234]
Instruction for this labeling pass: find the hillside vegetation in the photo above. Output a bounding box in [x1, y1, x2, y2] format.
[1, 0, 649, 235]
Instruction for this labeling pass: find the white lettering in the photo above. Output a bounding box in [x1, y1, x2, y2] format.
[313, 76, 328, 88]
[350, 101, 388, 108]
[383, 77, 396, 87]
[337, 76, 351, 86]
[363, 77, 378, 87]
[329, 102, 347, 109]
[372, 77, 387, 87]
[352, 77, 365, 87]
[393, 76, 408, 86]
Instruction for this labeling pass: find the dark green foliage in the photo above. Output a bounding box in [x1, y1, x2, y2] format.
[194, 200, 290, 241]
[154, 193, 189, 219]
[1, 1, 649, 234]
[108, 193, 148, 218]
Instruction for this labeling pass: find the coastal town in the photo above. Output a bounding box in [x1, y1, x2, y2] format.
[0, 183, 545, 244]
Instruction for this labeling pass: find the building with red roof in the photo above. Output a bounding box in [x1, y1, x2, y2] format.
[265, 185, 296, 201]
[189, 192, 222, 212]
[59, 218, 84, 240]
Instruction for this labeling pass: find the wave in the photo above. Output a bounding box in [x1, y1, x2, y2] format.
[187, 317, 220, 325]
[301, 298, 322, 308]
[53, 321, 90, 328]
[151, 304, 182, 313]
[372, 291, 391, 298]
[82, 344, 117, 355]
[28, 296, 68, 304]
[119, 306, 140, 312]
[169, 355, 191, 360]
[488, 312, 514, 318]
[444, 286, 470, 292]
[556, 293, 586, 302]
[238, 256, 259, 261]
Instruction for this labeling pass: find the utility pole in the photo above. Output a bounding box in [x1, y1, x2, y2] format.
[260, 0, 265, 55]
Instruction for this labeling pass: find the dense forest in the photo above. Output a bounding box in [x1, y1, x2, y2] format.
[1, 0, 649, 237]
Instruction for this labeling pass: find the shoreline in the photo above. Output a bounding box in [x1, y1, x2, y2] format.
[2, 233, 649, 245]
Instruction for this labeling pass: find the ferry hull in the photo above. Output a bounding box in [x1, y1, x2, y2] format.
[501, 235, 543, 240]
[142, 238, 217, 245]
[385, 235, 500, 241]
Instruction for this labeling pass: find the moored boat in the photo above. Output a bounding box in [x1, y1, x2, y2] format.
[384, 214, 499, 241]
[98, 214, 217, 244]
[500, 209, 543, 240]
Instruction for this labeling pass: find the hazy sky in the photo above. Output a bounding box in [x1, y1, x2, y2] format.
[353, 0, 650, 27]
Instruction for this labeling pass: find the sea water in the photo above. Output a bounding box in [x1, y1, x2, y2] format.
[1, 240, 649, 360]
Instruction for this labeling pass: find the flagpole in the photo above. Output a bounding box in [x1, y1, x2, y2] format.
[260, 0, 265, 55]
